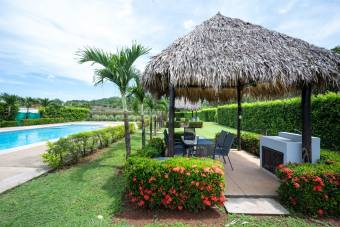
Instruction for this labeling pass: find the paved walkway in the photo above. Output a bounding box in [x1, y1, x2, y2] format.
[0, 121, 123, 194]
[0, 144, 49, 193]
[223, 149, 280, 197]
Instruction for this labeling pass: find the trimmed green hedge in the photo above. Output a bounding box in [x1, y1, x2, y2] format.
[0, 118, 69, 127]
[276, 150, 340, 216]
[175, 109, 217, 122]
[217, 92, 340, 151]
[42, 123, 135, 168]
[22, 118, 65, 126]
[126, 157, 225, 211]
[197, 108, 217, 122]
[40, 106, 90, 121]
[0, 120, 17, 127]
[188, 121, 203, 128]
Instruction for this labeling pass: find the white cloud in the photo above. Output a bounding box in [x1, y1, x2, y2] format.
[183, 19, 195, 30]
[0, 0, 161, 83]
[278, 0, 298, 14]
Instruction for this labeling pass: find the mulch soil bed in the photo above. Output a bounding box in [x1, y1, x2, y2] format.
[113, 198, 227, 226]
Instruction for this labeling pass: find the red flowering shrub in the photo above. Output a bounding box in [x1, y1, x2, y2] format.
[125, 156, 225, 211]
[276, 153, 340, 217]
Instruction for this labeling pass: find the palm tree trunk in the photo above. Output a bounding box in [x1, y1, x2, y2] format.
[121, 94, 131, 159]
[149, 111, 153, 140]
[26, 107, 29, 119]
[154, 112, 157, 136]
[141, 103, 145, 148]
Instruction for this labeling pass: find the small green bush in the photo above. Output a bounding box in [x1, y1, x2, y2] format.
[42, 123, 135, 168]
[276, 150, 340, 216]
[126, 156, 225, 211]
[137, 138, 165, 158]
[137, 118, 150, 129]
[188, 121, 203, 128]
[0, 120, 17, 127]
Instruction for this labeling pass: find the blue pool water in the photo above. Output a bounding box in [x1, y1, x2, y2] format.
[0, 124, 104, 151]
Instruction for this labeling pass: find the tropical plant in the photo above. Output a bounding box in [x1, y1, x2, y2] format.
[331, 45, 340, 54]
[0, 93, 18, 120]
[77, 43, 150, 158]
[39, 98, 52, 108]
[128, 72, 147, 148]
[22, 97, 34, 119]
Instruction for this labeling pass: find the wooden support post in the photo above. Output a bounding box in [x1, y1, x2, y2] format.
[168, 84, 175, 157]
[237, 82, 242, 151]
[301, 84, 312, 163]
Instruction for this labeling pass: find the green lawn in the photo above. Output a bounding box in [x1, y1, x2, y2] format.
[0, 128, 333, 226]
[0, 133, 143, 227]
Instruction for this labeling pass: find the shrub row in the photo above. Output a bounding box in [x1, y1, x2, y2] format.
[0, 120, 17, 127]
[22, 118, 65, 126]
[0, 118, 67, 127]
[135, 138, 165, 158]
[175, 108, 217, 122]
[40, 106, 90, 121]
[90, 114, 140, 122]
[197, 108, 217, 122]
[42, 123, 135, 168]
[136, 118, 150, 129]
[276, 150, 340, 216]
[126, 157, 225, 211]
[217, 92, 340, 151]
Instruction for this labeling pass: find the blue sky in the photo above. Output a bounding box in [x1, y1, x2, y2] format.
[0, 0, 339, 101]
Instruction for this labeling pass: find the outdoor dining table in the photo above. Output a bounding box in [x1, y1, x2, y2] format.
[181, 136, 214, 157]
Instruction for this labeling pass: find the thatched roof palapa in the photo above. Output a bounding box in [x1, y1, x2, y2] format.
[142, 13, 340, 100]
[143, 12, 340, 159]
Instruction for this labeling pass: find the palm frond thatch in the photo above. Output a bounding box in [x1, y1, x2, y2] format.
[142, 13, 340, 100]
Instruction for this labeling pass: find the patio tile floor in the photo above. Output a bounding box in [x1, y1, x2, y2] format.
[222, 149, 280, 197]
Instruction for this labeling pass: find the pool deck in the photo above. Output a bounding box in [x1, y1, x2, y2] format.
[0, 121, 123, 194]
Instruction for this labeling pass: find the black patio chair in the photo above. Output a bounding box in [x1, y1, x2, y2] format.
[212, 130, 234, 170]
[164, 130, 186, 156]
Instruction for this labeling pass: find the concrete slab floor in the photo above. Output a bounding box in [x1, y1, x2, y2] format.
[0, 144, 50, 194]
[223, 150, 280, 197]
[224, 198, 289, 215]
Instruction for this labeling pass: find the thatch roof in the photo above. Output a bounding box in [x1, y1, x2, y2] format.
[142, 13, 340, 100]
[175, 98, 201, 110]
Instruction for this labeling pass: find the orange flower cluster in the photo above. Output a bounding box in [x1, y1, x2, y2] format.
[276, 164, 340, 216]
[128, 163, 225, 211]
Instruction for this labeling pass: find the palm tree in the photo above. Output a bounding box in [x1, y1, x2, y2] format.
[0, 93, 18, 120]
[128, 73, 147, 148]
[156, 97, 168, 129]
[145, 94, 156, 140]
[23, 97, 34, 119]
[77, 43, 149, 158]
[40, 98, 51, 108]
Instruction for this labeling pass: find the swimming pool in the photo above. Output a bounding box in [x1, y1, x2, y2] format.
[0, 124, 104, 151]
